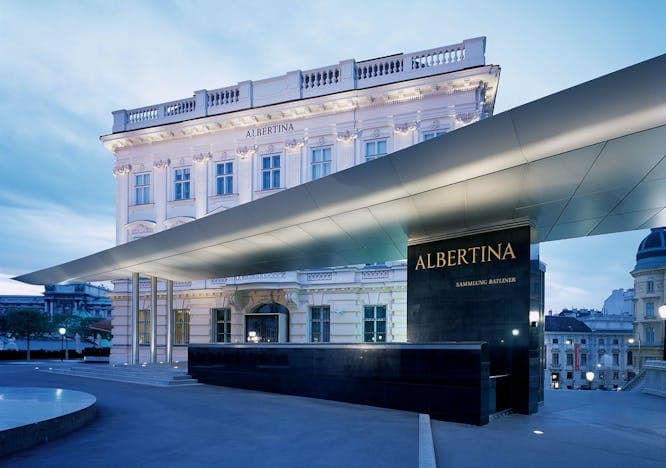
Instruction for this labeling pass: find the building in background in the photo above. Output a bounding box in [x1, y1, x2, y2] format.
[102, 37, 501, 363]
[630, 227, 666, 370]
[545, 310, 633, 390]
[0, 283, 112, 320]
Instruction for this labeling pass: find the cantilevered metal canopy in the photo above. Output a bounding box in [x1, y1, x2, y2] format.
[16, 55, 666, 285]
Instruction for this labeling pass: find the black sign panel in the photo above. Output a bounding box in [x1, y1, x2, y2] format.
[407, 226, 537, 414]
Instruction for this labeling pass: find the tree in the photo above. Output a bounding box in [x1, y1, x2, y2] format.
[5, 309, 51, 360]
[52, 314, 101, 342]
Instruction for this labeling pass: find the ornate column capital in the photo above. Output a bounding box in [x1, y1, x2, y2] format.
[235, 145, 257, 158]
[153, 159, 171, 169]
[336, 130, 358, 143]
[112, 164, 132, 177]
[192, 152, 212, 164]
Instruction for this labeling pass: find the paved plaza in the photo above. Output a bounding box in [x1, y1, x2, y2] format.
[1, 361, 665, 467]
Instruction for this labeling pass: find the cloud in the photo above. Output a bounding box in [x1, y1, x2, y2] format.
[0, 272, 44, 295]
[0, 191, 115, 272]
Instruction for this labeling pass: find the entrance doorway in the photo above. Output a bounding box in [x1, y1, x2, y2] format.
[245, 302, 290, 342]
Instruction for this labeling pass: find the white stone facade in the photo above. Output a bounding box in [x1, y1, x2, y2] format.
[101, 38, 500, 364]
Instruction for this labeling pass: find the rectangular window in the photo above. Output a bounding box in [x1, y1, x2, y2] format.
[580, 372, 586, 379]
[612, 338, 619, 345]
[215, 162, 234, 195]
[613, 371, 619, 380]
[552, 338, 558, 344]
[422, 131, 446, 141]
[134, 173, 151, 205]
[613, 353, 619, 366]
[581, 353, 587, 367]
[566, 353, 573, 366]
[646, 327, 655, 345]
[213, 308, 231, 343]
[581, 339, 586, 344]
[138, 309, 150, 345]
[598, 338, 604, 345]
[174, 309, 190, 345]
[646, 302, 655, 318]
[552, 353, 559, 366]
[310, 306, 330, 343]
[364, 139, 387, 161]
[174, 168, 191, 200]
[311, 147, 332, 180]
[363, 305, 387, 342]
[647, 280, 654, 293]
[261, 155, 281, 190]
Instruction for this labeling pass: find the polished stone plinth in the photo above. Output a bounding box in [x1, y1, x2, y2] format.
[0, 387, 96, 456]
[189, 342, 490, 425]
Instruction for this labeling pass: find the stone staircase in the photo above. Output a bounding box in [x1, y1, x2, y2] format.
[43, 363, 199, 387]
[622, 370, 646, 392]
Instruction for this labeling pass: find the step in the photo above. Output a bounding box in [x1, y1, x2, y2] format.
[42, 367, 200, 387]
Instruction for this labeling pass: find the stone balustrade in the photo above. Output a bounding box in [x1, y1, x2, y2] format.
[642, 360, 666, 397]
[111, 37, 486, 133]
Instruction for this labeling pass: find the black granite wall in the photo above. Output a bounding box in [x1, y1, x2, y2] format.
[189, 343, 490, 425]
[407, 226, 538, 414]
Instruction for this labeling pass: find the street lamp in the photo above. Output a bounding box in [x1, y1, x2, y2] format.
[585, 371, 595, 390]
[658, 305, 666, 361]
[58, 327, 66, 362]
[628, 336, 642, 373]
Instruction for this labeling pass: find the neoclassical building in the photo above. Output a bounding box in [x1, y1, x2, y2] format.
[631, 227, 666, 370]
[102, 37, 500, 363]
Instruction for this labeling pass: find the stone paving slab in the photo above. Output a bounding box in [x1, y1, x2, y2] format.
[431, 389, 666, 468]
[1, 362, 417, 468]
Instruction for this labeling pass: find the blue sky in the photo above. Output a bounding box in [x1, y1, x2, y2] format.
[0, 0, 663, 313]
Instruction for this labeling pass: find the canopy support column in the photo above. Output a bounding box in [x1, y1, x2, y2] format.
[150, 276, 158, 364]
[166, 280, 174, 363]
[131, 272, 139, 365]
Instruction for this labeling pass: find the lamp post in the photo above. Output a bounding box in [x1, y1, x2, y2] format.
[585, 371, 595, 390]
[658, 305, 666, 361]
[628, 336, 642, 373]
[58, 327, 66, 362]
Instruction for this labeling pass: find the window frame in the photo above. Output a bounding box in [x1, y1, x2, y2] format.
[174, 308, 190, 345]
[364, 139, 388, 162]
[363, 305, 387, 343]
[174, 167, 191, 201]
[215, 161, 234, 196]
[310, 306, 331, 343]
[261, 154, 281, 190]
[138, 309, 150, 345]
[310, 146, 332, 181]
[134, 173, 151, 205]
[422, 130, 447, 141]
[212, 308, 231, 343]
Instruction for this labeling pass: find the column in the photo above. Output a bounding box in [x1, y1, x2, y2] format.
[193, 155, 209, 218]
[166, 280, 174, 363]
[150, 276, 158, 364]
[131, 272, 140, 365]
[153, 159, 169, 230]
[114, 164, 131, 244]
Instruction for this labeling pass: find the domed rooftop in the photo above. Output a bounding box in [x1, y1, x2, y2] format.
[635, 227, 666, 271]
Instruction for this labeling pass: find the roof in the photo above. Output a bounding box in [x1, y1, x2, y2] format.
[545, 316, 592, 333]
[15, 54, 666, 285]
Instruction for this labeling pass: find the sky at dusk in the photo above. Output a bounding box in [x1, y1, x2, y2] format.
[0, 0, 664, 313]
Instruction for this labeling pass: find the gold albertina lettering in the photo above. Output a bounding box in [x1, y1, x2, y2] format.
[414, 242, 517, 271]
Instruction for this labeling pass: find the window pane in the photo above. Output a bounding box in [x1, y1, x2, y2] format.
[364, 307, 374, 319]
[273, 170, 280, 188]
[323, 147, 331, 160]
[376, 306, 386, 319]
[226, 162, 233, 173]
[216, 163, 224, 175]
[365, 142, 374, 156]
[226, 177, 233, 194]
[272, 155, 280, 168]
[312, 165, 320, 180]
[216, 178, 223, 195]
[312, 150, 321, 163]
[263, 157, 271, 169]
[377, 140, 387, 154]
[323, 321, 330, 342]
[175, 184, 182, 199]
[262, 171, 271, 190]
[183, 183, 190, 199]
